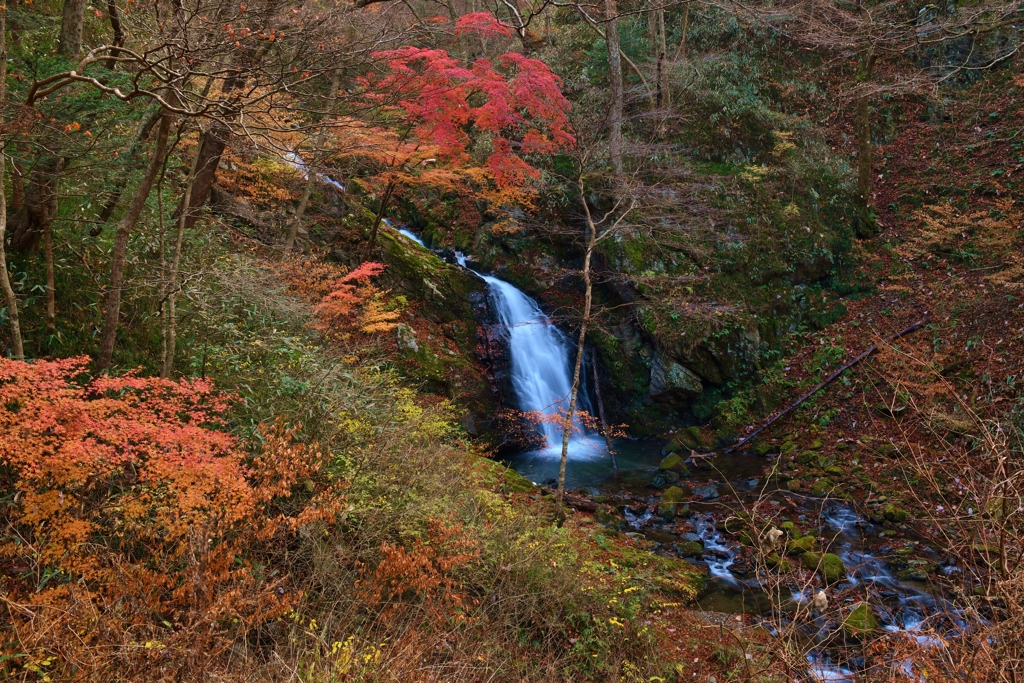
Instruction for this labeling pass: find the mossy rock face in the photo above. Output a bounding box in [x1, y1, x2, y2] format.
[659, 453, 692, 476]
[786, 535, 818, 556]
[786, 478, 804, 492]
[781, 521, 797, 537]
[797, 451, 816, 465]
[824, 465, 844, 477]
[781, 440, 797, 455]
[803, 552, 846, 584]
[754, 441, 777, 457]
[807, 439, 824, 450]
[843, 603, 879, 638]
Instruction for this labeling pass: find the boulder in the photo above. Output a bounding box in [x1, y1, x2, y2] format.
[692, 485, 720, 501]
[883, 504, 910, 523]
[659, 453, 692, 476]
[676, 541, 705, 558]
[657, 486, 688, 518]
[395, 323, 419, 352]
[801, 552, 846, 584]
[766, 553, 793, 572]
[649, 352, 703, 402]
[786, 535, 818, 556]
[843, 603, 880, 638]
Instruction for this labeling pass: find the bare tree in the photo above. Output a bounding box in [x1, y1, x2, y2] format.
[556, 161, 635, 508]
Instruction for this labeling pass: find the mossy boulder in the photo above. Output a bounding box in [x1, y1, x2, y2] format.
[766, 553, 793, 572]
[657, 486, 689, 518]
[802, 552, 846, 584]
[780, 521, 797, 537]
[807, 438, 824, 450]
[754, 440, 778, 457]
[824, 465, 844, 477]
[658, 453, 692, 477]
[843, 603, 879, 638]
[810, 479, 833, 497]
[883, 504, 910, 523]
[786, 535, 818, 556]
[676, 541, 705, 557]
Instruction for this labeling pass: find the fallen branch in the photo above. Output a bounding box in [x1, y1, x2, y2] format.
[724, 317, 929, 454]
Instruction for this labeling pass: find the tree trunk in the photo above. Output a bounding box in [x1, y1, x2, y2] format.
[162, 132, 203, 378]
[0, 11, 24, 359]
[854, 47, 878, 238]
[557, 187, 598, 508]
[367, 178, 397, 252]
[673, 2, 691, 61]
[591, 352, 617, 476]
[43, 224, 55, 335]
[604, 0, 624, 185]
[172, 119, 230, 232]
[96, 113, 172, 371]
[103, 0, 125, 70]
[58, 0, 87, 59]
[96, 108, 165, 229]
[654, 6, 668, 137]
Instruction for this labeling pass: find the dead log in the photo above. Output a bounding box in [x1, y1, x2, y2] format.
[725, 317, 928, 454]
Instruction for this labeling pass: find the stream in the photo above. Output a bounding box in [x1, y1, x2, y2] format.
[392, 222, 970, 681]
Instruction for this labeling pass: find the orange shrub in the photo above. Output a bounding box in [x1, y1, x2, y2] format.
[0, 357, 345, 679]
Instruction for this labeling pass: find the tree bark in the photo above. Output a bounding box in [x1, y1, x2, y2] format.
[854, 47, 878, 238]
[103, 0, 125, 70]
[653, 6, 668, 137]
[58, 0, 87, 59]
[604, 0, 624, 185]
[673, 2, 691, 62]
[0, 10, 24, 359]
[284, 166, 317, 253]
[96, 113, 172, 371]
[172, 119, 230, 232]
[162, 132, 203, 378]
[367, 178, 397, 252]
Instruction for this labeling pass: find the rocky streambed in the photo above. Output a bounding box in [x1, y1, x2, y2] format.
[504, 434, 980, 681]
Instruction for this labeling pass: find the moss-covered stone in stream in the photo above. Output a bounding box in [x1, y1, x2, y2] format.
[658, 453, 691, 477]
[786, 534, 818, 556]
[657, 486, 690, 518]
[843, 603, 880, 638]
[801, 552, 846, 584]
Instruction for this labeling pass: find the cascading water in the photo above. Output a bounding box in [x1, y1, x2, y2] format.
[480, 274, 597, 450]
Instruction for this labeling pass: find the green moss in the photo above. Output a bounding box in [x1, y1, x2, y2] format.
[801, 552, 846, 584]
[786, 535, 817, 556]
[658, 453, 691, 476]
[843, 603, 879, 637]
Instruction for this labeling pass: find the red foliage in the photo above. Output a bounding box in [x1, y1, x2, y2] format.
[313, 261, 398, 333]
[366, 20, 574, 186]
[0, 358, 345, 678]
[454, 12, 513, 38]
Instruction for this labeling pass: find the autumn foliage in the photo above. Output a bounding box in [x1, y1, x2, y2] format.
[366, 14, 574, 186]
[0, 357, 345, 678]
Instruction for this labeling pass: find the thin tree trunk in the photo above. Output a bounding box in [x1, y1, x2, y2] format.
[43, 224, 55, 335]
[604, 0, 624, 185]
[163, 132, 203, 378]
[96, 113, 172, 371]
[0, 11, 24, 359]
[673, 2, 691, 62]
[591, 352, 617, 476]
[58, 0, 87, 59]
[654, 7, 668, 137]
[367, 178, 397, 251]
[854, 47, 878, 238]
[557, 185, 598, 508]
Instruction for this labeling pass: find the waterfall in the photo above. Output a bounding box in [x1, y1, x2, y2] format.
[481, 274, 597, 452]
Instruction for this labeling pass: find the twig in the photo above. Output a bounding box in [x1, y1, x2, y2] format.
[724, 317, 929, 454]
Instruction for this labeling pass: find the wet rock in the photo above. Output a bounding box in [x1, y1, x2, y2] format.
[650, 471, 680, 489]
[810, 479, 833, 497]
[754, 441, 777, 457]
[680, 532, 703, 545]
[658, 453, 692, 476]
[843, 602, 879, 638]
[692, 485, 720, 501]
